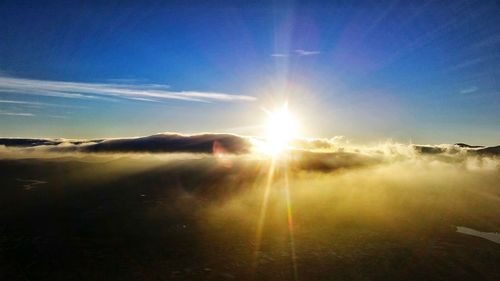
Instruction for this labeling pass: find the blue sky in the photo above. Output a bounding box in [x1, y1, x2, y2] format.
[0, 0, 499, 145]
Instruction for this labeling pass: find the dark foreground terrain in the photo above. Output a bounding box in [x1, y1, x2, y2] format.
[1, 154, 499, 281]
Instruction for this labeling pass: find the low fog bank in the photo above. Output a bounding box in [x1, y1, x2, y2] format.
[0, 133, 499, 158]
[0, 133, 499, 176]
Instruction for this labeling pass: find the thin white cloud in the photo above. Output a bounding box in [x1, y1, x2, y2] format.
[176, 91, 256, 102]
[451, 58, 484, 71]
[0, 99, 36, 105]
[0, 110, 34, 116]
[271, 53, 288, 58]
[460, 86, 478, 94]
[0, 76, 257, 103]
[295, 49, 320, 56]
[0, 99, 82, 108]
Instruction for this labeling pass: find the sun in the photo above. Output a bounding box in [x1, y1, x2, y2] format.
[265, 104, 299, 154]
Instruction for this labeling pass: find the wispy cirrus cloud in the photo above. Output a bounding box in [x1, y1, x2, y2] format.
[295, 49, 320, 56]
[460, 86, 478, 94]
[271, 50, 320, 57]
[0, 110, 34, 116]
[270, 53, 288, 58]
[0, 99, 38, 105]
[0, 76, 256, 103]
[0, 99, 83, 108]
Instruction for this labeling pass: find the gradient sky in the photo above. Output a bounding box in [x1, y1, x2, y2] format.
[0, 0, 499, 145]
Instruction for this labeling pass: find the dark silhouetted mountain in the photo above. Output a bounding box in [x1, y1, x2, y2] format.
[0, 138, 62, 147]
[476, 145, 500, 156]
[81, 133, 251, 154]
[0, 133, 250, 154]
[413, 145, 447, 154]
[454, 143, 485, 148]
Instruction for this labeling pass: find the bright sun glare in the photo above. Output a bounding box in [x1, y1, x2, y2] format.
[265, 104, 299, 154]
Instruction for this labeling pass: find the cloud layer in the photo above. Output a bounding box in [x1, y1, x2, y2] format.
[0, 133, 498, 174]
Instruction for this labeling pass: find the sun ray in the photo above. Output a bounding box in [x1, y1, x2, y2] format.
[284, 162, 299, 281]
[253, 155, 277, 266]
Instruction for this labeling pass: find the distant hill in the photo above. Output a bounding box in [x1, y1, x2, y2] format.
[0, 133, 250, 154]
[476, 145, 500, 156]
[0, 135, 499, 156]
[413, 143, 500, 156]
[454, 143, 485, 148]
